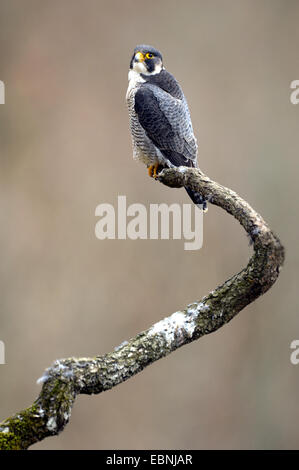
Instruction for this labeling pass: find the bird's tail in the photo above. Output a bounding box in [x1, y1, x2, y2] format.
[185, 186, 208, 212]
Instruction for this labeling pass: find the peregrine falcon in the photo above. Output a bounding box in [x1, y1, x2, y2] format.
[126, 44, 207, 210]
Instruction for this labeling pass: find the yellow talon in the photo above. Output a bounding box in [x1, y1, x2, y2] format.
[153, 163, 159, 179]
[148, 165, 154, 177]
[148, 163, 159, 178]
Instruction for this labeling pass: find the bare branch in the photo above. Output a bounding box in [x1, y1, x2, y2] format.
[0, 167, 284, 450]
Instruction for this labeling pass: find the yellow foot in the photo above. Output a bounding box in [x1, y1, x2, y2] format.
[148, 163, 160, 178]
[148, 165, 154, 177]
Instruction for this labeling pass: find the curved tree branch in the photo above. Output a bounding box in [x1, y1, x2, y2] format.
[0, 167, 284, 450]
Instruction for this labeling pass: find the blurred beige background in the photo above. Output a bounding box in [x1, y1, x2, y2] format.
[0, 0, 298, 450]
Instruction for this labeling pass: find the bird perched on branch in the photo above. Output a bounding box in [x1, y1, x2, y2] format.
[126, 44, 207, 211]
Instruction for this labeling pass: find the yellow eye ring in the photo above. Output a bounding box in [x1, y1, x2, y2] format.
[145, 52, 154, 59]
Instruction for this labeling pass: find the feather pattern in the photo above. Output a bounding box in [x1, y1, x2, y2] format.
[126, 55, 206, 209]
[132, 70, 198, 168]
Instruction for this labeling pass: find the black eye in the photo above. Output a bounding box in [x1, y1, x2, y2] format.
[145, 52, 154, 59]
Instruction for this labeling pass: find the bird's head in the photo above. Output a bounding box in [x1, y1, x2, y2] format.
[130, 45, 163, 75]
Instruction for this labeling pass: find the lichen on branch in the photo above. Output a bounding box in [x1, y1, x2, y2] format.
[0, 167, 284, 450]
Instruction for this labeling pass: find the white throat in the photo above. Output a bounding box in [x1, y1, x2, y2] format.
[132, 61, 164, 76]
[133, 61, 148, 74]
[126, 70, 145, 99]
[126, 64, 164, 100]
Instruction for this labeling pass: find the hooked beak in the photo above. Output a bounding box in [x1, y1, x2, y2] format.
[135, 51, 145, 62]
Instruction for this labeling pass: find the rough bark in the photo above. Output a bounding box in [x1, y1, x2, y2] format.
[0, 167, 285, 450]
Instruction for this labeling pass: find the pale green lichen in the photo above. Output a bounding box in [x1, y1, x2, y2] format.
[0, 166, 284, 450]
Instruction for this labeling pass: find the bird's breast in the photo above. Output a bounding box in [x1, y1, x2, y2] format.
[126, 70, 145, 101]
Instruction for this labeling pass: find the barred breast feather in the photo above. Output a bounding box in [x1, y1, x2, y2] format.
[126, 69, 198, 168]
[126, 65, 207, 210]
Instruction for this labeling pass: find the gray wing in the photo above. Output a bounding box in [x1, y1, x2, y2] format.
[134, 84, 198, 167]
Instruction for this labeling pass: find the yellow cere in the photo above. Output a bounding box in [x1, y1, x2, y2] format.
[135, 52, 145, 62]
